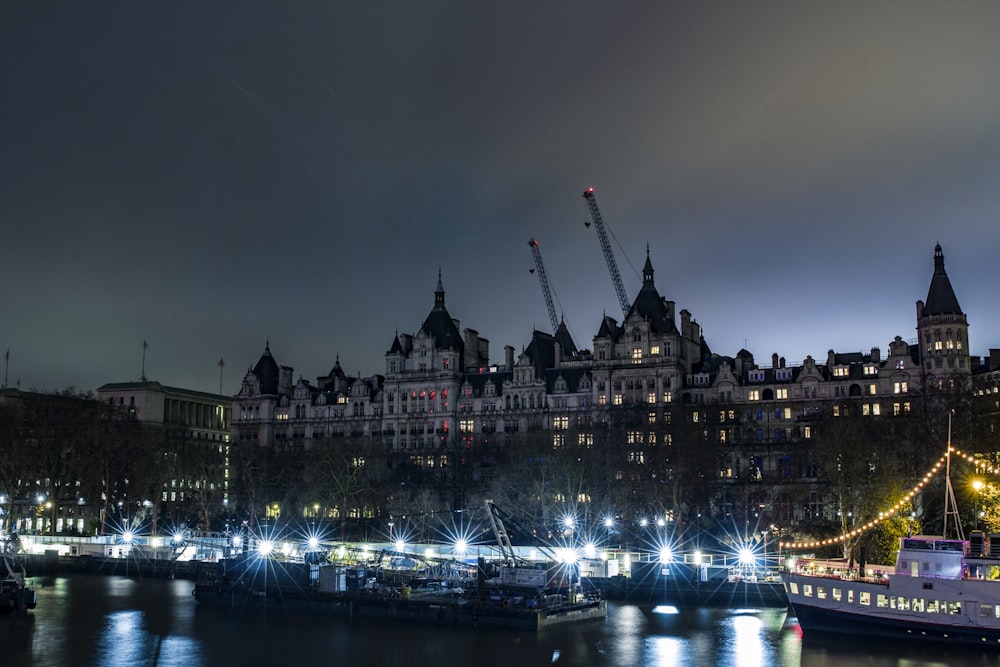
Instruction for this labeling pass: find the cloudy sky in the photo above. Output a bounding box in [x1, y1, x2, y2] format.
[3, 2, 1000, 395]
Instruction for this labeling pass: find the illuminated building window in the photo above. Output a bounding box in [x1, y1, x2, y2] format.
[692, 411, 700, 423]
[719, 429, 727, 443]
[868, 384, 877, 395]
[834, 367, 849, 377]
[628, 451, 644, 464]
[650, 344, 660, 355]
[748, 390, 760, 401]
[647, 391, 656, 404]
[663, 391, 672, 403]
[776, 388, 788, 399]
[632, 348, 642, 363]
[627, 431, 642, 444]
[864, 365, 877, 376]
[553, 434, 565, 448]
[894, 381, 908, 394]
[553, 416, 568, 430]
[613, 394, 623, 406]
[648, 432, 656, 444]
[648, 411, 656, 425]
[598, 394, 607, 406]
[578, 433, 593, 447]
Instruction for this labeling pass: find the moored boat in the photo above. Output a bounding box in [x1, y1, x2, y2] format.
[783, 534, 1000, 646]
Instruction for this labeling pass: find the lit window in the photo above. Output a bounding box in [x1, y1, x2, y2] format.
[647, 392, 656, 404]
[613, 394, 623, 406]
[650, 344, 660, 356]
[868, 384, 877, 395]
[748, 390, 760, 401]
[776, 388, 788, 399]
[804, 426, 812, 439]
[632, 348, 642, 363]
[894, 382, 908, 394]
[834, 367, 849, 377]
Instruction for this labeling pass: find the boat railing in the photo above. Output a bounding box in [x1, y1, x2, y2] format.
[792, 558, 892, 585]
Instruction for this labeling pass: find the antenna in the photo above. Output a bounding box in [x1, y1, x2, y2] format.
[218, 357, 225, 395]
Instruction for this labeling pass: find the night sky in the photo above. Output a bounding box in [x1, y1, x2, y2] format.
[3, 2, 1000, 395]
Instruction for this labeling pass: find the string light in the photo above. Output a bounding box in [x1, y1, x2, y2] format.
[779, 450, 950, 551]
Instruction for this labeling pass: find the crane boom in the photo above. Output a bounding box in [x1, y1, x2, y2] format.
[582, 187, 630, 317]
[527, 238, 560, 333]
[484, 499, 517, 567]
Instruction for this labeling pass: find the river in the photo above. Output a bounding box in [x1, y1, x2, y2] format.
[5, 574, 995, 666]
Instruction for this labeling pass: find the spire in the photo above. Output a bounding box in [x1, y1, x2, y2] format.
[435, 268, 445, 308]
[922, 243, 962, 316]
[642, 243, 654, 284]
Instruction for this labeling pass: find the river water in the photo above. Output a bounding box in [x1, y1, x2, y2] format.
[5, 574, 996, 666]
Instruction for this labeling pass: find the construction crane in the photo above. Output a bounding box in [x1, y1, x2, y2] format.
[484, 499, 518, 567]
[582, 187, 630, 318]
[527, 238, 560, 334]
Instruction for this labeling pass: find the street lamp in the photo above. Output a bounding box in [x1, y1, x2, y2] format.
[973, 479, 984, 530]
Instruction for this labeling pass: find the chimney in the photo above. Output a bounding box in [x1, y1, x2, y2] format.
[505, 345, 514, 369]
[771, 353, 779, 369]
[870, 347, 881, 364]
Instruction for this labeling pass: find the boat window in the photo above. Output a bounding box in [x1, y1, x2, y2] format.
[995, 605, 1000, 619]
[897, 597, 909, 611]
[832, 588, 841, 601]
[803, 585, 812, 597]
[876, 594, 888, 608]
[817, 587, 826, 600]
[927, 600, 939, 613]
[789, 582, 798, 595]
[847, 590, 854, 604]
[981, 604, 992, 618]
[912, 598, 924, 612]
[949, 602, 962, 615]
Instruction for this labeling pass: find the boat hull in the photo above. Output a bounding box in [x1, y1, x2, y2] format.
[791, 598, 1000, 646]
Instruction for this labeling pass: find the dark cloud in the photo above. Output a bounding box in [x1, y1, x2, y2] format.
[2, 1, 999, 393]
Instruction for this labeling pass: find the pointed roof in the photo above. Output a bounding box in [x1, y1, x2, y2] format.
[419, 270, 464, 353]
[252, 341, 280, 394]
[623, 250, 676, 333]
[922, 243, 963, 316]
[553, 318, 578, 357]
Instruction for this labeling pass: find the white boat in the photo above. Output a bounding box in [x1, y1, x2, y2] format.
[782, 534, 1000, 646]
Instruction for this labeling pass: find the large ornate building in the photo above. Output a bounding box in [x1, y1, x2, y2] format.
[230, 244, 995, 524]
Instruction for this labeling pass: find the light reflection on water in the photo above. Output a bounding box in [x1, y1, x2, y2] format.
[6, 575, 1000, 667]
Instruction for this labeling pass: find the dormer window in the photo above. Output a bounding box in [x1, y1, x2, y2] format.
[749, 370, 765, 383]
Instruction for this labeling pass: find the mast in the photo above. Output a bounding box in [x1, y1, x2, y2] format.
[942, 411, 965, 541]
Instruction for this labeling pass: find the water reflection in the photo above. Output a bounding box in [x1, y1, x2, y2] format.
[9, 576, 1000, 667]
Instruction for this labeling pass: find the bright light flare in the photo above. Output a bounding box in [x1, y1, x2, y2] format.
[122, 530, 135, 544]
[659, 546, 673, 564]
[257, 540, 274, 556]
[307, 536, 319, 550]
[394, 539, 406, 553]
[453, 539, 468, 555]
[172, 532, 184, 544]
[738, 547, 755, 566]
[557, 548, 579, 564]
[232, 536, 243, 548]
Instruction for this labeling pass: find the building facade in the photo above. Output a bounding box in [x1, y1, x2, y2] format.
[230, 244, 989, 528]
